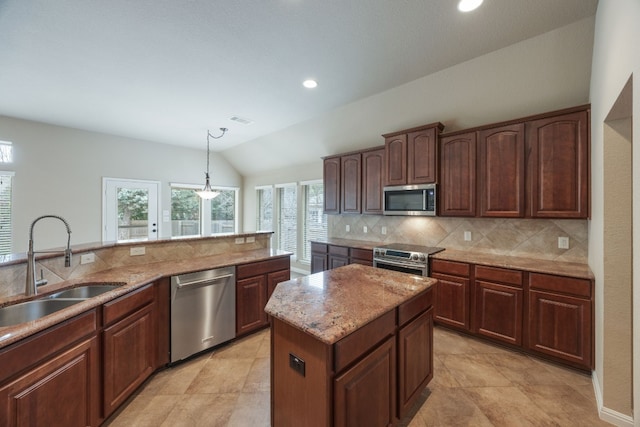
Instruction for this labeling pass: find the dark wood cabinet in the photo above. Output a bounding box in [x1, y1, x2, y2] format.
[311, 242, 329, 274]
[362, 147, 385, 214]
[431, 259, 471, 331]
[528, 110, 589, 218]
[334, 336, 396, 427]
[323, 156, 341, 214]
[237, 257, 291, 336]
[527, 273, 593, 369]
[349, 247, 373, 266]
[102, 284, 156, 417]
[311, 242, 373, 272]
[439, 132, 477, 216]
[341, 153, 362, 214]
[384, 123, 443, 186]
[478, 123, 525, 217]
[473, 265, 523, 346]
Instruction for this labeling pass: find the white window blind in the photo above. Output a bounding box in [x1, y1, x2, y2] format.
[256, 186, 274, 231]
[276, 184, 297, 255]
[0, 172, 14, 255]
[301, 181, 327, 262]
[0, 141, 13, 163]
[211, 188, 237, 234]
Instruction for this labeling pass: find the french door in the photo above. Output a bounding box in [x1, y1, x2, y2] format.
[102, 178, 160, 242]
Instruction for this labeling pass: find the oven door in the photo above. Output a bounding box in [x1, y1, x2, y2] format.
[373, 258, 428, 276]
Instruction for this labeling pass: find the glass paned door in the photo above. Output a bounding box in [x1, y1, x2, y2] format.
[103, 178, 159, 242]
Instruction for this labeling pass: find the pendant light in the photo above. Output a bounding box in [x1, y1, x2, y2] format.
[195, 127, 228, 199]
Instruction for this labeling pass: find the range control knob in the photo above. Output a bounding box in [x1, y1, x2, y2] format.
[418, 254, 426, 261]
[410, 253, 418, 261]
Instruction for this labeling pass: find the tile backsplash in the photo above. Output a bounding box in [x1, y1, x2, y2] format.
[329, 215, 588, 263]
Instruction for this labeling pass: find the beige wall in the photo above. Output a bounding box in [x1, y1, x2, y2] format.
[589, 0, 640, 424]
[0, 116, 242, 252]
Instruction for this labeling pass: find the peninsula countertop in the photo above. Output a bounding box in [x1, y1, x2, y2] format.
[264, 263, 437, 345]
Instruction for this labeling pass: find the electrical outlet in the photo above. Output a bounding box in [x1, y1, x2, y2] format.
[558, 237, 569, 249]
[80, 253, 95, 264]
[289, 353, 305, 377]
[381, 226, 387, 235]
[346, 225, 350, 232]
[130, 246, 145, 256]
[363, 226, 368, 233]
[246, 236, 255, 243]
[235, 237, 245, 244]
[464, 231, 472, 241]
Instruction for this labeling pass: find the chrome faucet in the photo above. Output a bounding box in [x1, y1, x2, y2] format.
[25, 215, 72, 296]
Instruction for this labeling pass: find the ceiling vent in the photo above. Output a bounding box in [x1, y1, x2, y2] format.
[230, 116, 254, 125]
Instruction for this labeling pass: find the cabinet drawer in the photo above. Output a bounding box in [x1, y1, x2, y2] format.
[329, 245, 349, 257]
[475, 265, 523, 287]
[334, 309, 395, 373]
[236, 257, 290, 279]
[431, 259, 470, 277]
[103, 284, 154, 326]
[398, 288, 433, 327]
[350, 248, 373, 262]
[0, 309, 97, 383]
[529, 273, 591, 298]
[311, 242, 328, 254]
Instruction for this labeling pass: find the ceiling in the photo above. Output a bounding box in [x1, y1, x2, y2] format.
[0, 0, 598, 155]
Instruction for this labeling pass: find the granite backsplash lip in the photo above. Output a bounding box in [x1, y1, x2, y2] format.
[0, 248, 291, 349]
[265, 264, 436, 345]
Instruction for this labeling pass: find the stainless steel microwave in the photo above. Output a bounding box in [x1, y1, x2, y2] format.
[383, 184, 436, 216]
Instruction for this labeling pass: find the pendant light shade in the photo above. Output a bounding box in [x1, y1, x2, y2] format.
[196, 128, 228, 200]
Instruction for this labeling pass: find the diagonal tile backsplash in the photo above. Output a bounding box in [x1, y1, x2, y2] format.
[329, 215, 588, 263]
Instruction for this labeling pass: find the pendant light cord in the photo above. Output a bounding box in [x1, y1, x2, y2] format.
[205, 127, 228, 175]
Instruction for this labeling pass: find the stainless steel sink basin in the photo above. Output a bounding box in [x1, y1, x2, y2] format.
[0, 299, 82, 327]
[46, 284, 119, 299]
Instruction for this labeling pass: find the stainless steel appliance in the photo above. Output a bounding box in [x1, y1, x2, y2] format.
[170, 266, 236, 363]
[373, 243, 444, 276]
[383, 184, 437, 216]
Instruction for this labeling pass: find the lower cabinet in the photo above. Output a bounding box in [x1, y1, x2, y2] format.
[236, 257, 291, 336]
[102, 284, 157, 418]
[310, 241, 374, 273]
[431, 260, 471, 331]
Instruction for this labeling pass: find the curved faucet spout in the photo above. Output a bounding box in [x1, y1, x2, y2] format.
[25, 215, 73, 296]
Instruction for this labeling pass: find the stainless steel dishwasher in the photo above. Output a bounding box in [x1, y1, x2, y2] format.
[170, 266, 236, 363]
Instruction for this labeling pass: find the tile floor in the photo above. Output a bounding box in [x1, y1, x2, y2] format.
[105, 327, 610, 426]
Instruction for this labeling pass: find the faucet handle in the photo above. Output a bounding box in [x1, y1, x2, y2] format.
[37, 269, 48, 287]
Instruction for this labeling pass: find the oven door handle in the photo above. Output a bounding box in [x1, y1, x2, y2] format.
[374, 258, 425, 269]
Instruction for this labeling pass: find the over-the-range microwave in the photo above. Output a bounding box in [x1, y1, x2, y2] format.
[383, 183, 436, 216]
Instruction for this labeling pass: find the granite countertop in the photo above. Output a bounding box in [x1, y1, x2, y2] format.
[431, 249, 594, 280]
[311, 238, 379, 251]
[265, 263, 436, 345]
[0, 248, 291, 348]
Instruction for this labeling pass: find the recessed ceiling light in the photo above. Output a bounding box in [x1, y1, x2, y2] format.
[458, 0, 483, 12]
[303, 79, 318, 89]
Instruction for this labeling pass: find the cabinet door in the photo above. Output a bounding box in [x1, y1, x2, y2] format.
[431, 272, 470, 330]
[267, 269, 290, 301]
[0, 337, 100, 427]
[440, 132, 477, 216]
[236, 275, 268, 336]
[341, 153, 362, 214]
[323, 156, 341, 214]
[407, 127, 438, 184]
[398, 308, 433, 418]
[362, 148, 385, 214]
[475, 281, 523, 346]
[311, 253, 328, 273]
[329, 255, 349, 270]
[385, 134, 408, 186]
[528, 110, 589, 218]
[103, 303, 156, 417]
[334, 337, 396, 427]
[528, 290, 592, 369]
[478, 123, 525, 217]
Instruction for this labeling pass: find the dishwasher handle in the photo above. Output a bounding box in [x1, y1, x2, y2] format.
[176, 273, 235, 289]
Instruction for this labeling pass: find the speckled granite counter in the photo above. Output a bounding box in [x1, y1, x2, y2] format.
[0, 248, 291, 348]
[431, 249, 593, 280]
[265, 263, 436, 344]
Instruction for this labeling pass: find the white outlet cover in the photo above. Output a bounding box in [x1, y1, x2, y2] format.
[363, 226, 368, 233]
[558, 237, 569, 249]
[381, 227, 387, 235]
[464, 231, 472, 241]
[130, 246, 146, 256]
[246, 236, 255, 243]
[235, 237, 245, 244]
[346, 225, 350, 232]
[80, 253, 95, 264]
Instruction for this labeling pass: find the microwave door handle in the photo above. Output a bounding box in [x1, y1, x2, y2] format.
[423, 189, 428, 211]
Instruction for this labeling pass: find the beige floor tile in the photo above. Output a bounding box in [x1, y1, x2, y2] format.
[187, 357, 254, 394]
[226, 391, 271, 427]
[243, 356, 270, 392]
[108, 395, 181, 427]
[140, 353, 210, 396]
[160, 393, 239, 427]
[441, 353, 512, 387]
[413, 387, 494, 427]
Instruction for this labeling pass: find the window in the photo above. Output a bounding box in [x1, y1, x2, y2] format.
[0, 141, 13, 163]
[171, 187, 201, 237]
[103, 178, 160, 242]
[210, 188, 238, 234]
[301, 181, 327, 262]
[256, 186, 273, 231]
[276, 184, 297, 255]
[0, 172, 14, 255]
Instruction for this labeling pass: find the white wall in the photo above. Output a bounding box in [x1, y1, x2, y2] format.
[589, 0, 640, 424]
[0, 116, 242, 252]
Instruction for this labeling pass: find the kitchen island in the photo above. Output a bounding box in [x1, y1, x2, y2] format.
[265, 264, 437, 427]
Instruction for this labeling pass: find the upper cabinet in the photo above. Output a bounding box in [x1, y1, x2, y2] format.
[527, 110, 589, 218]
[323, 156, 341, 214]
[362, 147, 385, 214]
[384, 122, 444, 186]
[440, 132, 477, 217]
[341, 153, 362, 214]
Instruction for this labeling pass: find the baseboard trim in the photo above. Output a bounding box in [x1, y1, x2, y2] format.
[592, 373, 634, 426]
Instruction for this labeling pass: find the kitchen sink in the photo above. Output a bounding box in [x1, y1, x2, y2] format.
[46, 284, 120, 299]
[0, 299, 82, 327]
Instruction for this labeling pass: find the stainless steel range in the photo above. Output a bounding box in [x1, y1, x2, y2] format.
[373, 243, 444, 276]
